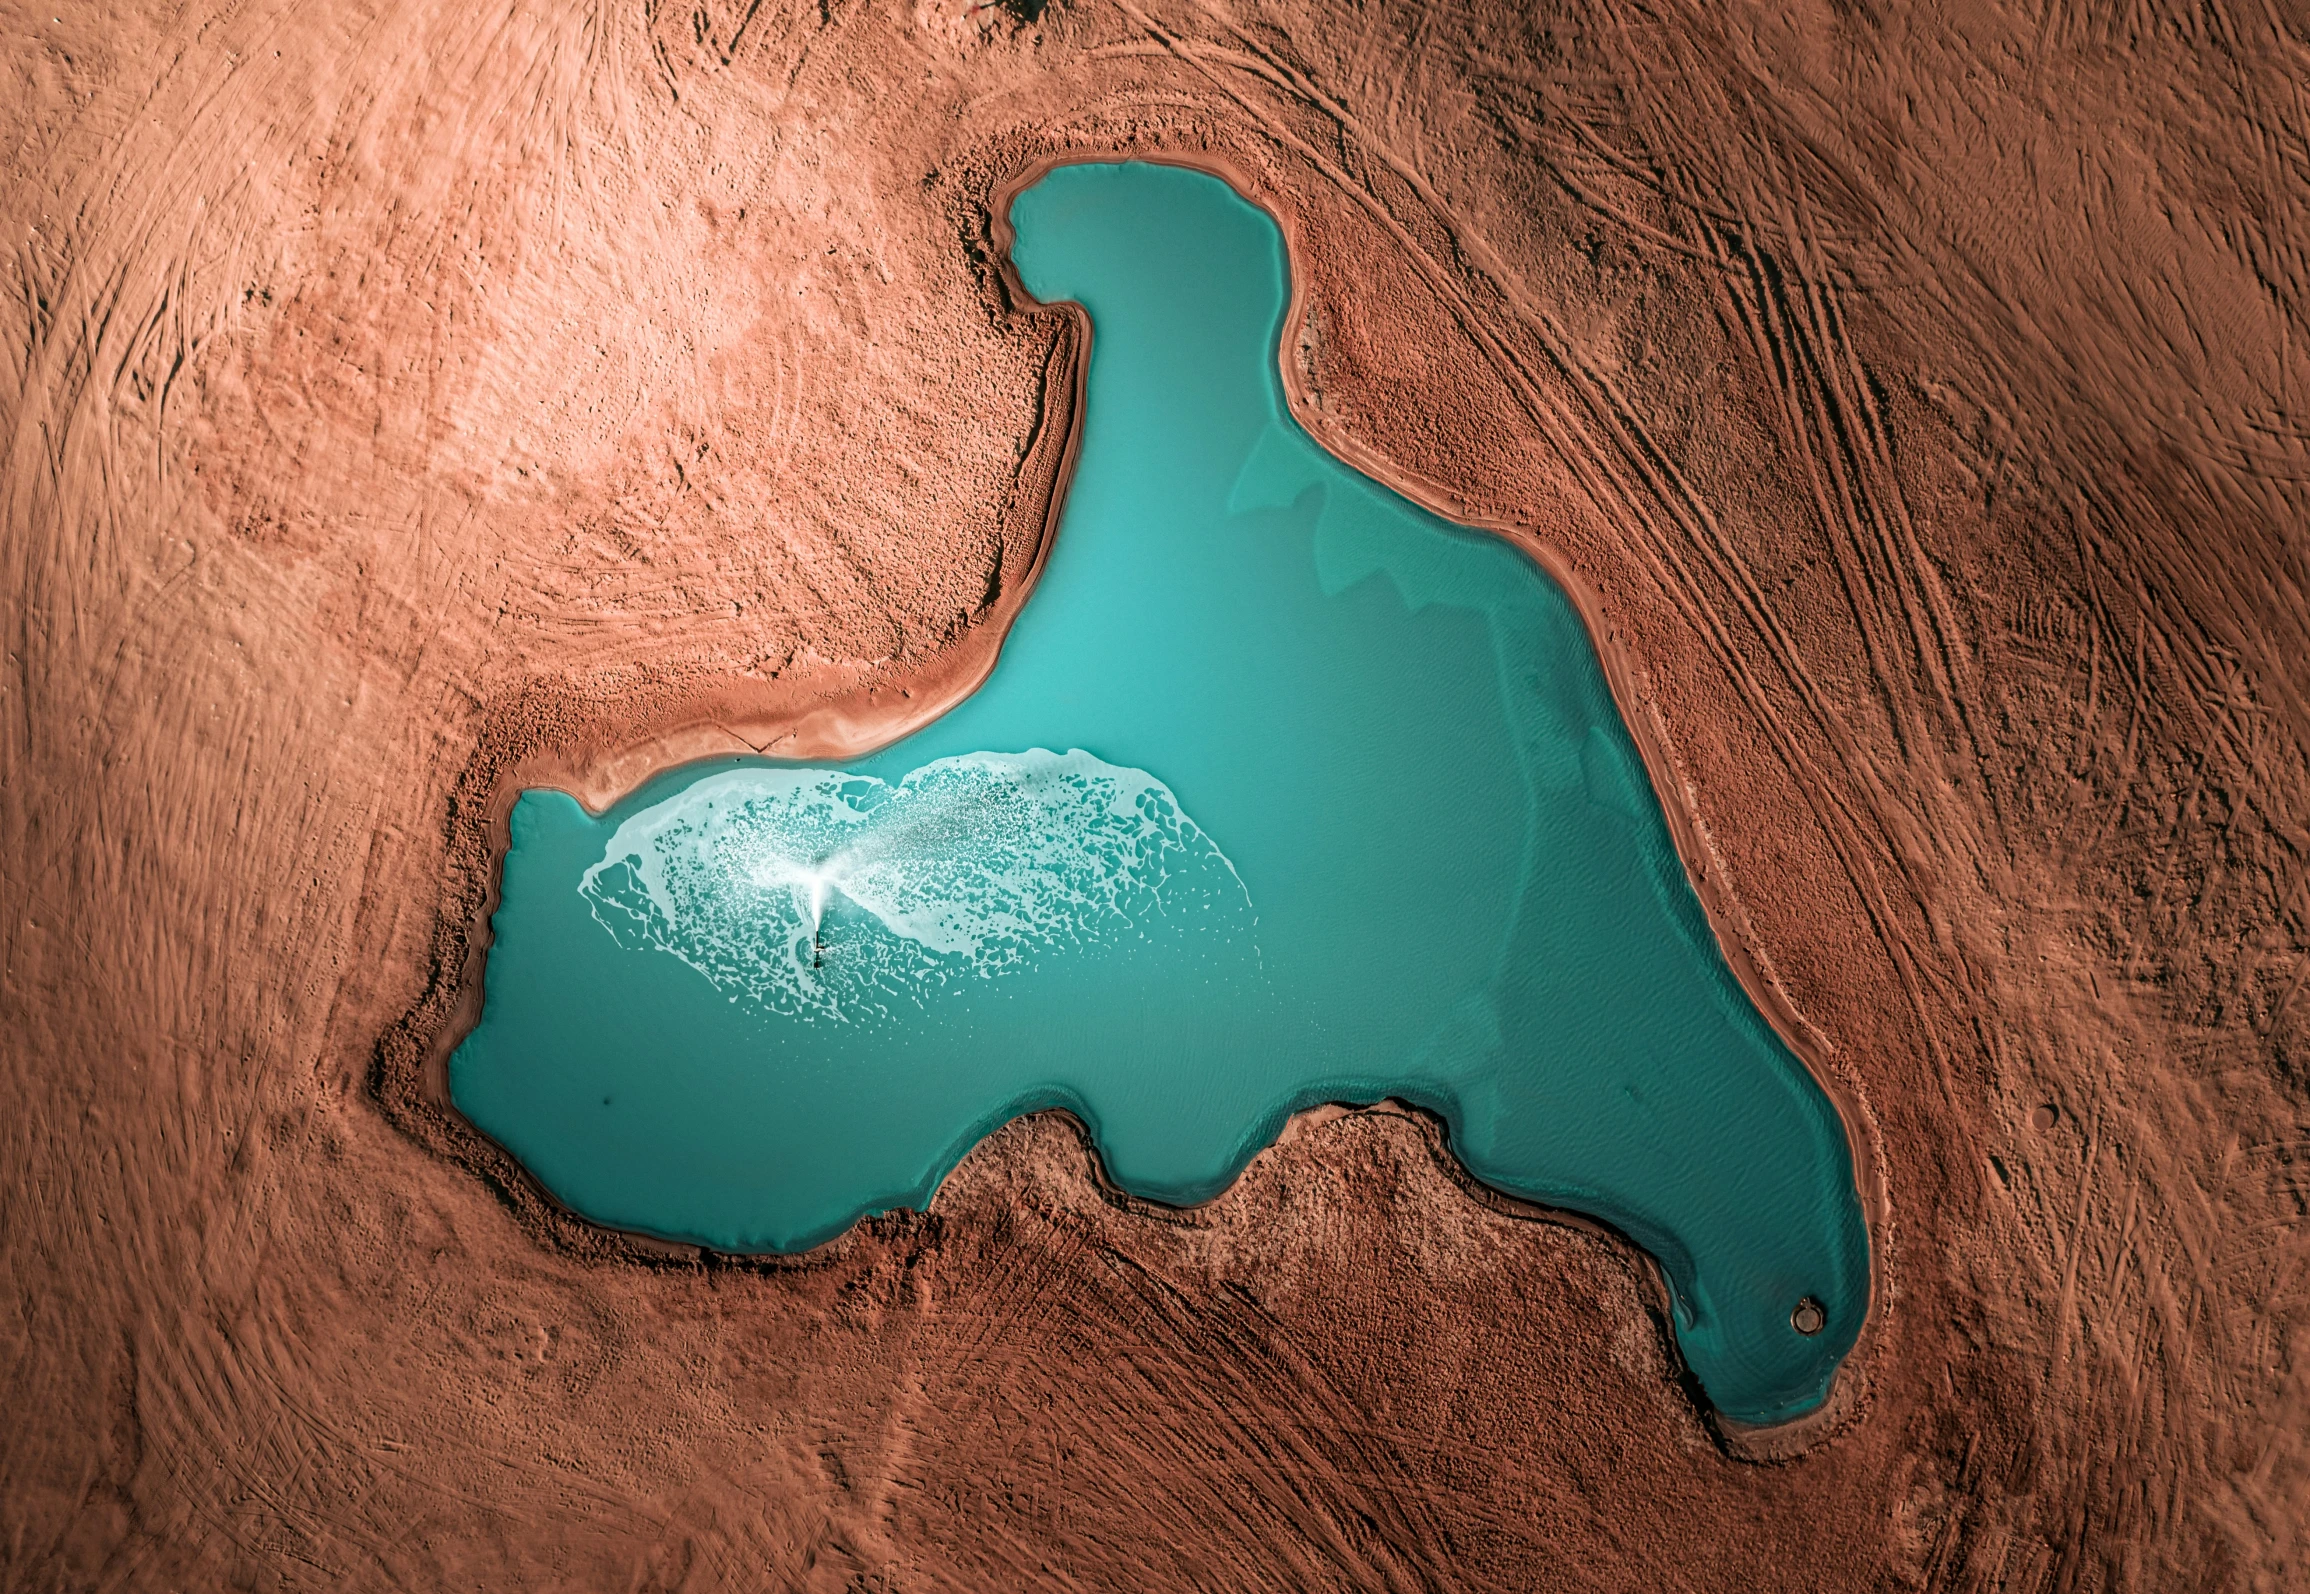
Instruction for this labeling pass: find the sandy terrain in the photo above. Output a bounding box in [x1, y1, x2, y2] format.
[6, 0, 2309, 1587]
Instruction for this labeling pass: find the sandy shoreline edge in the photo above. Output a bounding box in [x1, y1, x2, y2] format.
[373, 148, 1887, 1455]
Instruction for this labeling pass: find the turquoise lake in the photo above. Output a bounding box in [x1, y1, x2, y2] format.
[453, 161, 1869, 1426]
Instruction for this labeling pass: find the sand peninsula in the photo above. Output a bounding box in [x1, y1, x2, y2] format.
[9, 1, 2307, 1585]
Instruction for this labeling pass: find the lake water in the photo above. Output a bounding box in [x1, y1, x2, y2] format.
[453, 161, 1869, 1426]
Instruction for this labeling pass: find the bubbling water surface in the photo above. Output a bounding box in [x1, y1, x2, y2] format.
[579, 750, 1256, 1022]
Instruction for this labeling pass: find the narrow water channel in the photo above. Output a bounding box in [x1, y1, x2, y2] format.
[453, 160, 1870, 1426]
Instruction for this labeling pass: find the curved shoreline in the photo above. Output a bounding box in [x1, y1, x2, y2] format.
[377, 149, 1885, 1452]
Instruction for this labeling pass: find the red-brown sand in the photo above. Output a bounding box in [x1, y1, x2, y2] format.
[6, 1, 2308, 1587]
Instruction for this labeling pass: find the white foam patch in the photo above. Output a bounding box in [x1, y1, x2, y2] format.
[580, 749, 1256, 1021]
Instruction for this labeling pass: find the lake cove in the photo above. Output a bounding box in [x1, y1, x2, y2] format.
[452, 160, 1871, 1427]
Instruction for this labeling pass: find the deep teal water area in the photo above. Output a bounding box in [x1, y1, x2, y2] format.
[454, 161, 1869, 1425]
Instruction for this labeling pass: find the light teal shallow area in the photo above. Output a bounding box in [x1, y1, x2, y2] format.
[454, 161, 1870, 1426]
